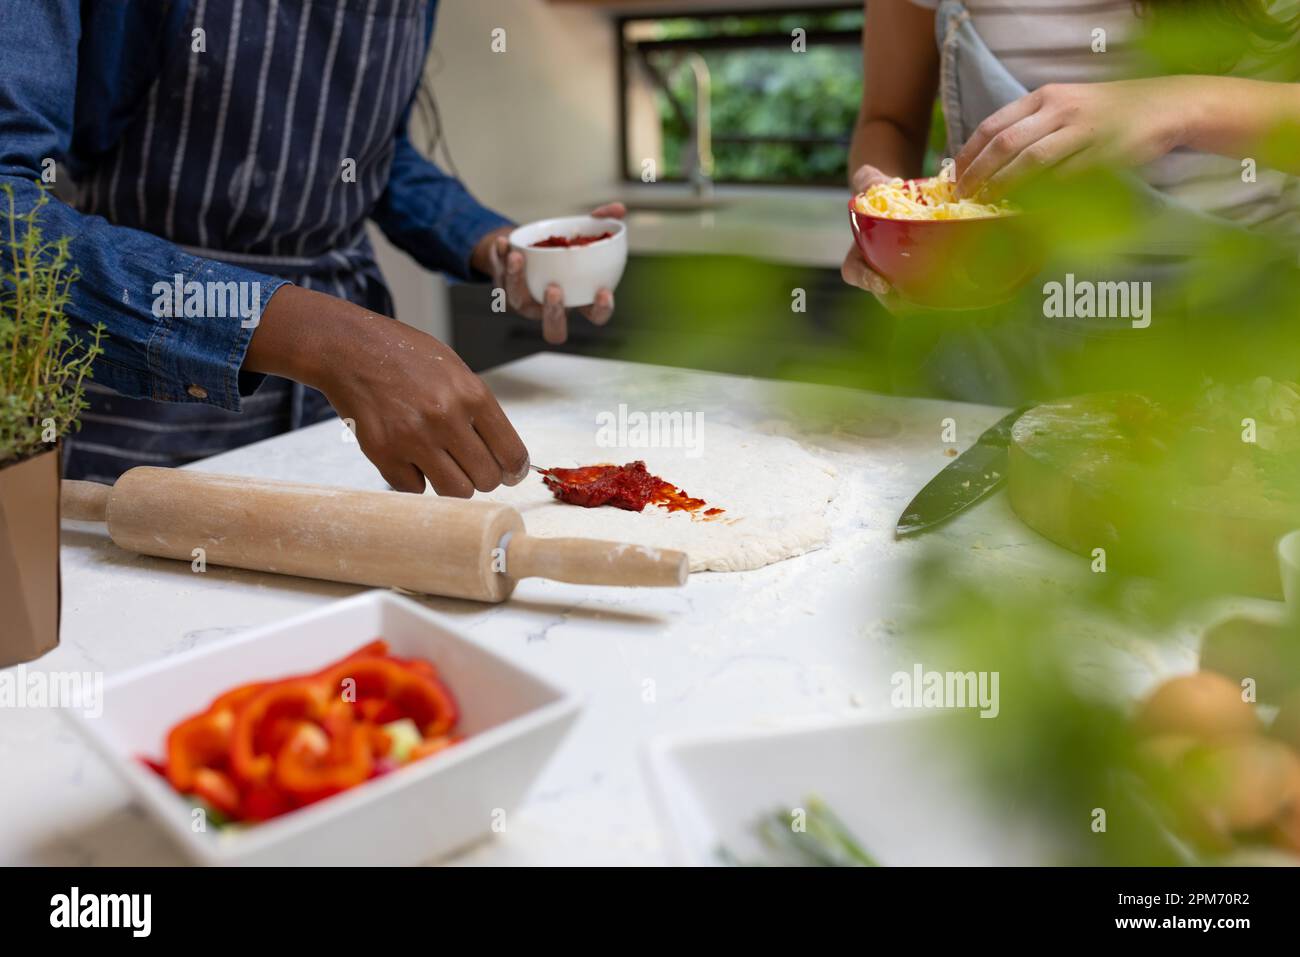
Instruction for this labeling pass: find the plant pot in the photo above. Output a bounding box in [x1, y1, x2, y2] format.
[0, 447, 61, 665]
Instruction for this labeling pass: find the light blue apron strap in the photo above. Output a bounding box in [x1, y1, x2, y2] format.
[934, 0, 1028, 155]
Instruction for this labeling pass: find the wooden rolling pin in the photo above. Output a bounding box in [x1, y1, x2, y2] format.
[61, 467, 688, 602]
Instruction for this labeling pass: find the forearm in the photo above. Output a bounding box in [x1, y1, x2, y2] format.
[849, 116, 927, 183]
[848, 0, 939, 185]
[1177, 76, 1300, 175]
[247, 277, 530, 499]
[245, 285, 369, 389]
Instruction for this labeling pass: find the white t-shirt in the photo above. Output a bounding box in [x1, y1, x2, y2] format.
[905, 0, 1300, 236]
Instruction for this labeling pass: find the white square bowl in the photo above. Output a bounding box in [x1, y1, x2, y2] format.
[63, 591, 581, 866]
[643, 716, 1052, 867]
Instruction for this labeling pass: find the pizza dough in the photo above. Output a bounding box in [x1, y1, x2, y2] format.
[482, 423, 838, 572]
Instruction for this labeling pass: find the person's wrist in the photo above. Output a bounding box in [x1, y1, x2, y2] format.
[1156, 75, 1207, 152]
[247, 285, 359, 392]
[470, 226, 511, 278]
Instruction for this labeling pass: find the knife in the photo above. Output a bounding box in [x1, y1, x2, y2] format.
[895, 406, 1030, 538]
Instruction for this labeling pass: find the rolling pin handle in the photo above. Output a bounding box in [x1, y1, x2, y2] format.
[507, 534, 688, 588]
[61, 480, 111, 523]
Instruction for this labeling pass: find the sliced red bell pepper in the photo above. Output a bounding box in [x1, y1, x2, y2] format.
[165, 707, 236, 793]
[208, 681, 268, 715]
[229, 680, 330, 786]
[321, 657, 458, 738]
[315, 639, 389, 673]
[388, 654, 441, 682]
[157, 640, 460, 824]
[139, 755, 169, 779]
[165, 679, 270, 791]
[240, 782, 293, 822]
[230, 678, 379, 807]
[191, 767, 241, 817]
[273, 719, 374, 804]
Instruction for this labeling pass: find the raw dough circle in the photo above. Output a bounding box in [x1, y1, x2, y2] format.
[483, 423, 838, 572]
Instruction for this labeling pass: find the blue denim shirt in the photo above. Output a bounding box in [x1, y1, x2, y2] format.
[0, 0, 511, 413]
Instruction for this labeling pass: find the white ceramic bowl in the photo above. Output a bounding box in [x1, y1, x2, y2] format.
[642, 716, 1052, 866]
[63, 591, 581, 866]
[508, 215, 627, 307]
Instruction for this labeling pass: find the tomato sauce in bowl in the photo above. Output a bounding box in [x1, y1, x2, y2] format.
[531, 231, 615, 249]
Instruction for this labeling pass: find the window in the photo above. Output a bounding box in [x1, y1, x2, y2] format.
[619, 5, 865, 188]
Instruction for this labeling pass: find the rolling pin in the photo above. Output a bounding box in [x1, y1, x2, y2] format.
[61, 467, 687, 602]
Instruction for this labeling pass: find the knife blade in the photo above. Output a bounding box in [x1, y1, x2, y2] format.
[895, 406, 1030, 538]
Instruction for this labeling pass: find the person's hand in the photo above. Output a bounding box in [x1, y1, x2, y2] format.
[473, 202, 626, 345]
[247, 286, 529, 497]
[841, 164, 893, 299]
[955, 79, 1188, 199]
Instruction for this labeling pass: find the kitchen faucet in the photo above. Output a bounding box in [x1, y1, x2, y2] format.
[679, 53, 714, 198]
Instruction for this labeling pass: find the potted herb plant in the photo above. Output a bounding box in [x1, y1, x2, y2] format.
[1, 185, 102, 666]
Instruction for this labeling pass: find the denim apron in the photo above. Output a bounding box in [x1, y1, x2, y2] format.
[907, 0, 1281, 404]
[65, 0, 430, 482]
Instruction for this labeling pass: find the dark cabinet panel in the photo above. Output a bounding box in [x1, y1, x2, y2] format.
[449, 253, 893, 390]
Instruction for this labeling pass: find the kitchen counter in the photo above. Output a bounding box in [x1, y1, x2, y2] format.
[0, 354, 1194, 866]
[621, 189, 850, 268]
[512, 184, 852, 268]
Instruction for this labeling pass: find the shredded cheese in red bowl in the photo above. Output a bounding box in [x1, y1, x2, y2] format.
[847, 172, 1038, 309]
[853, 174, 1016, 221]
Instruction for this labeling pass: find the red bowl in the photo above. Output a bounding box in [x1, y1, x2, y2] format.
[848, 197, 1043, 310]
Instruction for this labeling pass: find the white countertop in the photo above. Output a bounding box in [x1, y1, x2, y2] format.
[0, 354, 1193, 866]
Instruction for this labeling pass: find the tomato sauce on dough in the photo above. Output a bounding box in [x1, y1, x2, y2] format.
[539, 461, 723, 519]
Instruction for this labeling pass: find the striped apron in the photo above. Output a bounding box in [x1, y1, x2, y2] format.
[67, 0, 431, 482]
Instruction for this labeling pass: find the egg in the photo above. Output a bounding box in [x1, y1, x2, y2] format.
[1175, 736, 1300, 833]
[1135, 672, 1258, 739]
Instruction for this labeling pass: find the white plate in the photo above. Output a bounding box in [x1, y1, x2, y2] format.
[64, 591, 581, 866]
[643, 715, 1050, 866]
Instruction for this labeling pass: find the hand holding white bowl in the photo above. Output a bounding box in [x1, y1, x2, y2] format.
[473, 203, 627, 345]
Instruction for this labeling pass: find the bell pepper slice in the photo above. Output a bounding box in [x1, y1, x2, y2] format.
[349, 639, 389, 660]
[157, 641, 459, 824]
[164, 679, 272, 786]
[321, 657, 458, 738]
[388, 655, 442, 682]
[166, 708, 236, 793]
[191, 767, 242, 818]
[273, 719, 374, 804]
[311, 640, 389, 675]
[208, 681, 269, 715]
[240, 783, 293, 822]
[229, 680, 329, 786]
